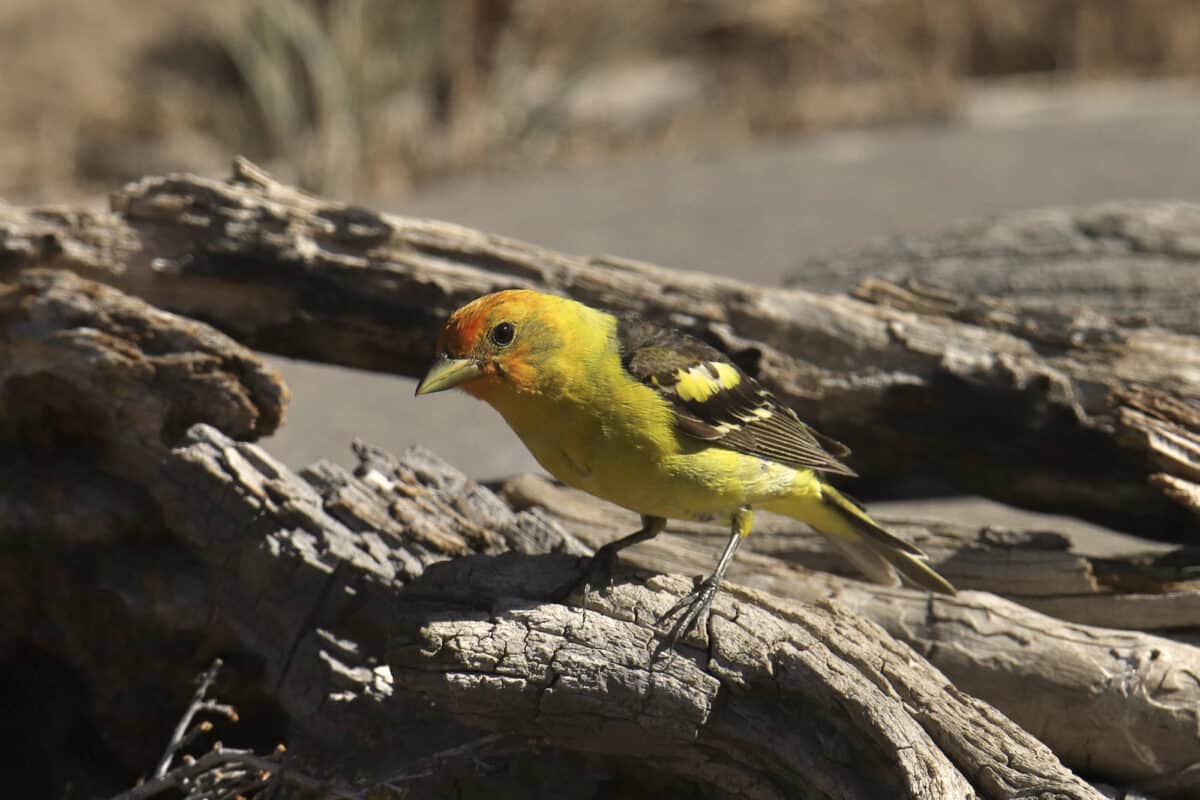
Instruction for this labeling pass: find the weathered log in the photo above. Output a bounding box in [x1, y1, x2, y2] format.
[167, 425, 1106, 800]
[1, 162, 1197, 538]
[0, 268, 289, 791]
[0, 269, 1111, 798]
[502, 473, 1200, 795]
[0, 270, 590, 796]
[812, 583, 1200, 799]
[0, 268, 287, 478]
[792, 202, 1200, 336]
[848, 278, 1200, 537]
[393, 555, 1082, 800]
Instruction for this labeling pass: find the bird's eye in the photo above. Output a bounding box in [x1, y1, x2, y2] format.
[489, 321, 515, 347]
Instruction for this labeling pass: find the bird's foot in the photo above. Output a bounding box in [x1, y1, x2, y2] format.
[556, 544, 620, 613]
[579, 545, 620, 609]
[656, 573, 722, 650]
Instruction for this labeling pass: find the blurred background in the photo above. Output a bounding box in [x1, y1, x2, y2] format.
[5, 0, 1199, 517]
[6, 0, 1200, 201]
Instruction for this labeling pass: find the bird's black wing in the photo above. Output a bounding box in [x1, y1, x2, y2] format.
[615, 314, 856, 476]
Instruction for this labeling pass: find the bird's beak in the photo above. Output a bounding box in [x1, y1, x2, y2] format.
[415, 355, 484, 396]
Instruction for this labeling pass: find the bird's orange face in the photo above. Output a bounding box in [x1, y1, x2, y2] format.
[415, 289, 554, 398]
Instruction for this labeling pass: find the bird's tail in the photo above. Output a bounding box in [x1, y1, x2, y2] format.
[763, 479, 956, 595]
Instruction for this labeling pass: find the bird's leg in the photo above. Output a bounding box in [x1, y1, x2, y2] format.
[658, 507, 751, 647]
[568, 514, 667, 607]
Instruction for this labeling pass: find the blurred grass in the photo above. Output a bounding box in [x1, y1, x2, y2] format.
[2, 0, 1199, 200]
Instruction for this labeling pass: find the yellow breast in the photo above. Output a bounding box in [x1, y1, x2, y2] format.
[468, 302, 799, 521]
[487, 379, 798, 520]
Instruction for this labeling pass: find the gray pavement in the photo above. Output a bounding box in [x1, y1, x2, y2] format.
[261, 80, 1199, 548]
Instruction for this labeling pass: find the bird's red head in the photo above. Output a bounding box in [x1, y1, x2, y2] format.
[416, 289, 562, 398]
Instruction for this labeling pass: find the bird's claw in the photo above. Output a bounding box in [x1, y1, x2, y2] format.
[656, 574, 721, 649]
[580, 547, 619, 606]
[556, 545, 620, 612]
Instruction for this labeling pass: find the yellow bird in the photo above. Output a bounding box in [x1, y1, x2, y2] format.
[417, 289, 954, 639]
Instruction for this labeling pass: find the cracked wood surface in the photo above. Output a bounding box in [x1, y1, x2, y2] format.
[165, 425, 1102, 799]
[816, 583, 1200, 799]
[393, 555, 1080, 800]
[501, 473, 1200, 795]
[1, 162, 1198, 537]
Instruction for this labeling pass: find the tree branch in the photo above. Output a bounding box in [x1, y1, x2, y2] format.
[154, 659, 236, 779]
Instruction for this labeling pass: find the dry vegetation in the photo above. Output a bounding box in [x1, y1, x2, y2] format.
[4, 0, 1200, 200]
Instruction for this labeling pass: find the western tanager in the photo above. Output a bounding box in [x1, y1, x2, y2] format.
[417, 289, 954, 639]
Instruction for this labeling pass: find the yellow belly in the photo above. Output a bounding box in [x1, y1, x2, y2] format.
[493, 391, 802, 521]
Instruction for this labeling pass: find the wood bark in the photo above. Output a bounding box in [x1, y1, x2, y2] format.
[0, 161, 1198, 539]
[0, 268, 1126, 799]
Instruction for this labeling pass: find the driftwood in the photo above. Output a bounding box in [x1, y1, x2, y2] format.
[149, 424, 1117, 800]
[0, 161, 1197, 540]
[0, 268, 288, 787]
[816, 584, 1200, 799]
[503, 474, 1200, 795]
[3, 167, 1199, 798]
[793, 203, 1200, 336]
[0, 268, 286, 469]
[0, 267, 1140, 799]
